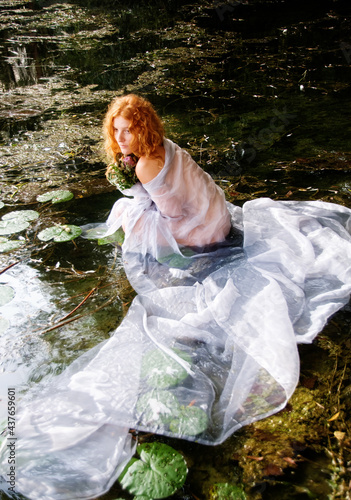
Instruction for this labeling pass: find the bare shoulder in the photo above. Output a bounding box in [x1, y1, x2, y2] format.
[136, 146, 165, 184]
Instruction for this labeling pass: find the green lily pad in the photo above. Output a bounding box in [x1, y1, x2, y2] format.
[38, 225, 82, 242]
[98, 228, 124, 246]
[2, 210, 39, 222]
[119, 442, 187, 499]
[141, 349, 192, 389]
[0, 219, 29, 235]
[37, 190, 74, 204]
[82, 225, 125, 246]
[0, 316, 10, 334]
[136, 390, 180, 427]
[0, 210, 39, 236]
[169, 405, 208, 436]
[210, 483, 247, 500]
[0, 239, 25, 253]
[0, 284, 15, 306]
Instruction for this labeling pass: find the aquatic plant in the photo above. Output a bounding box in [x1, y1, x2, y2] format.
[169, 404, 208, 436]
[0, 284, 15, 306]
[0, 237, 24, 253]
[141, 348, 192, 389]
[38, 224, 82, 242]
[209, 482, 246, 500]
[136, 390, 180, 428]
[83, 225, 125, 246]
[0, 210, 39, 236]
[137, 349, 209, 437]
[119, 442, 187, 499]
[37, 190, 74, 204]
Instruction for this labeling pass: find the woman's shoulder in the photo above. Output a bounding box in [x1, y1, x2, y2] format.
[135, 146, 165, 184]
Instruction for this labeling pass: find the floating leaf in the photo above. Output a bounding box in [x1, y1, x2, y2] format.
[98, 228, 124, 246]
[0, 219, 29, 235]
[169, 405, 208, 436]
[0, 210, 39, 236]
[119, 442, 187, 499]
[38, 225, 82, 242]
[37, 190, 74, 204]
[141, 349, 192, 389]
[81, 226, 108, 240]
[0, 239, 25, 253]
[0, 284, 15, 306]
[136, 390, 180, 427]
[0, 202, 4, 209]
[210, 482, 247, 500]
[0, 316, 10, 334]
[2, 210, 39, 222]
[82, 225, 125, 246]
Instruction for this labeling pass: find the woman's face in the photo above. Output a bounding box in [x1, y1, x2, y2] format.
[113, 116, 134, 155]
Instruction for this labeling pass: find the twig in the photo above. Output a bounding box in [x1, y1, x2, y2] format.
[39, 294, 118, 335]
[56, 286, 97, 323]
[0, 261, 19, 275]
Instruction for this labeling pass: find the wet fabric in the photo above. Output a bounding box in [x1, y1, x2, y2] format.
[1, 141, 351, 500]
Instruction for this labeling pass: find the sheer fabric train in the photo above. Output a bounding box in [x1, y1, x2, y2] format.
[1, 139, 351, 500]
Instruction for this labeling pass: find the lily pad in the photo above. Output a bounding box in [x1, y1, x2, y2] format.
[37, 190, 74, 204]
[38, 225, 82, 242]
[169, 405, 208, 436]
[0, 219, 29, 235]
[0, 316, 10, 334]
[141, 348, 192, 389]
[0, 202, 4, 209]
[82, 225, 125, 246]
[0, 284, 15, 306]
[0, 210, 39, 236]
[98, 228, 124, 246]
[0, 239, 25, 253]
[119, 442, 188, 499]
[210, 483, 247, 500]
[2, 210, 39, 222]
[136, 390, 180, 427]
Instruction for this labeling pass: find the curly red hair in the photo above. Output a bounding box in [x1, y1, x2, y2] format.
[103, 94, 164, 161]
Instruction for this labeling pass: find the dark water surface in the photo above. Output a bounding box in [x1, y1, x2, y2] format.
[0, 1, 351, 499]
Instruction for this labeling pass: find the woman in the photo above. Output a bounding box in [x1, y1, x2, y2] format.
[103, 94, 231, 251]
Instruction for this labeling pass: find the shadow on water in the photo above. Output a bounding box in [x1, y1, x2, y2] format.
[0, 0, 351, 498]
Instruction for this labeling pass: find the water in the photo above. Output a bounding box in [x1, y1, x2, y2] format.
[0, 0, 351, 498]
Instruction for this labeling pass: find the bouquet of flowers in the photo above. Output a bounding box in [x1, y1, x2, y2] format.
[106, 153, 139, 191]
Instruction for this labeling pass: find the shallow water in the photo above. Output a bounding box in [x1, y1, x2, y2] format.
[0, 0, 351, 499]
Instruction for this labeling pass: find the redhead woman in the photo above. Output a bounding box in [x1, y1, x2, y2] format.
[102, 94, 232, 251]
